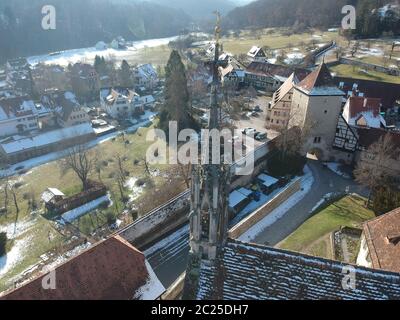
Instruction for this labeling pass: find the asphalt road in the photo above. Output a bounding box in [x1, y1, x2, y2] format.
[145, 159, 367, 289]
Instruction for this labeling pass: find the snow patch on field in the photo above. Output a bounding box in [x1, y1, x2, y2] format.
[0, 219, 36, 240]
[124, 178, 144, 202]
[238, 165, 314, 242]
[0, 236, 32, 276]
[27, 36, 178, 66]
[58, 195, 110, 224]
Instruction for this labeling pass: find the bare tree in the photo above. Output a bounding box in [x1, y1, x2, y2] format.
[59, 145, 96, 190]
[166, 163, 192, 189]
[354, 133, 399, 206]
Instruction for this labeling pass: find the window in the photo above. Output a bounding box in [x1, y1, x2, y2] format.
[314, 137, 321, 144]
[271, 119, 274, 123]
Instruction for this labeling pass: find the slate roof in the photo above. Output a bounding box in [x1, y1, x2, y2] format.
[363, 207, 400, 273]
[195, 239, 400, 300]
[246, 62, 310, 81]
[334, 76, 400, 108]
[1, 236, 165, 300]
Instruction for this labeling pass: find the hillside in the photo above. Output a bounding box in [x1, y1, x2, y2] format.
[148, 0, 236, 19]
[223, 0, 399, 37]
[0, 0, 191, 62]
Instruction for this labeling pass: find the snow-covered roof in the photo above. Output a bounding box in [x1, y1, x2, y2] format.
[194, 239, 400, 300]
[237, 187, 253, 197]
[41, 188, 65, 203]
[257, 173, 279, 187]
[1, 123, 95, 154]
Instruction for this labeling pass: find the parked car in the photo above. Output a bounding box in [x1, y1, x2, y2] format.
[253, 105, 262, 112]
[255, 132, 267, 141]
[251, 111, 259, 117]
[242, 127, 257, 136]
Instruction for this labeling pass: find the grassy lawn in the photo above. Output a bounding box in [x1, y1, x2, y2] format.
[278, 195, 376, 259]
[222, 29, 343, 55]
[331, 63, 400, 84]
[125, 45, 171, 67]
[0, 122, 183, 292]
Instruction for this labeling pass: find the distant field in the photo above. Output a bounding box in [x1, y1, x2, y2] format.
[221, 29, 343, 55]
[331, 63, 400, 84]
[278, 194, 375, 259]
[125, 45, 171, 66]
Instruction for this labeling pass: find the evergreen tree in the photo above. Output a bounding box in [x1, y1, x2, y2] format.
[0, 232, 7, 257]
[119, 60, 133, 87]
[94, 55, 107, 76]
[158, 50, 197, 134]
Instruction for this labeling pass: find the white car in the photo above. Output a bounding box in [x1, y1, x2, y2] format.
[242, 128, 257, 136]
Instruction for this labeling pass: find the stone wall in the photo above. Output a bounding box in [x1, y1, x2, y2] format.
[228, 178, 301, 239]
[339, 57, 400, 76]
[117, 190, 190, 248]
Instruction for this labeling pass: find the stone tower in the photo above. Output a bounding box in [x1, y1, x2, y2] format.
[188, 11, 230, 261]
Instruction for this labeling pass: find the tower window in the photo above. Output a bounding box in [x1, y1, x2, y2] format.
[314, 137, 321, 144]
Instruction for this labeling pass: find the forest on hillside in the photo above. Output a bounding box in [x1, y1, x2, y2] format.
[224, 0, 400, 38]
[0, 0, 191, 63]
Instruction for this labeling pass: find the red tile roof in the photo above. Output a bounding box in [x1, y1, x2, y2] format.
[363, 207, 400, 272]
[1, 236, 155, 300]
[347, 96, 381, 118]
[297, 63, 336, 92]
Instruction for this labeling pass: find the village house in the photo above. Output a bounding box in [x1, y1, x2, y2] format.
[53, 91, 91, 128]
[357, 207, 400, 273]
[0, 235, 165, 300]
[132, 64, 158, 91]
[220, 55, 246, 89]
[100, 87, 153, 119]
[0, 96, 46, 137]
[342, 96, 386, 129]
[266, 73, 299, 130]
[247, 46, 267, 62]
[5, 58, 33, 95]
[0, 122, 95, 164]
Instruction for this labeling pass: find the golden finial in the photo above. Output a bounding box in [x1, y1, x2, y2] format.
[214, 11, 221, 44]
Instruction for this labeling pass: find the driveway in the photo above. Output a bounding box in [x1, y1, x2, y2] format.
[251, 159, 368, 247]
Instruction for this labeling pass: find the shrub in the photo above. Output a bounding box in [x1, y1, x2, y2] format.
[0, 232, 7, 257]
[105, 212, 116, 226]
